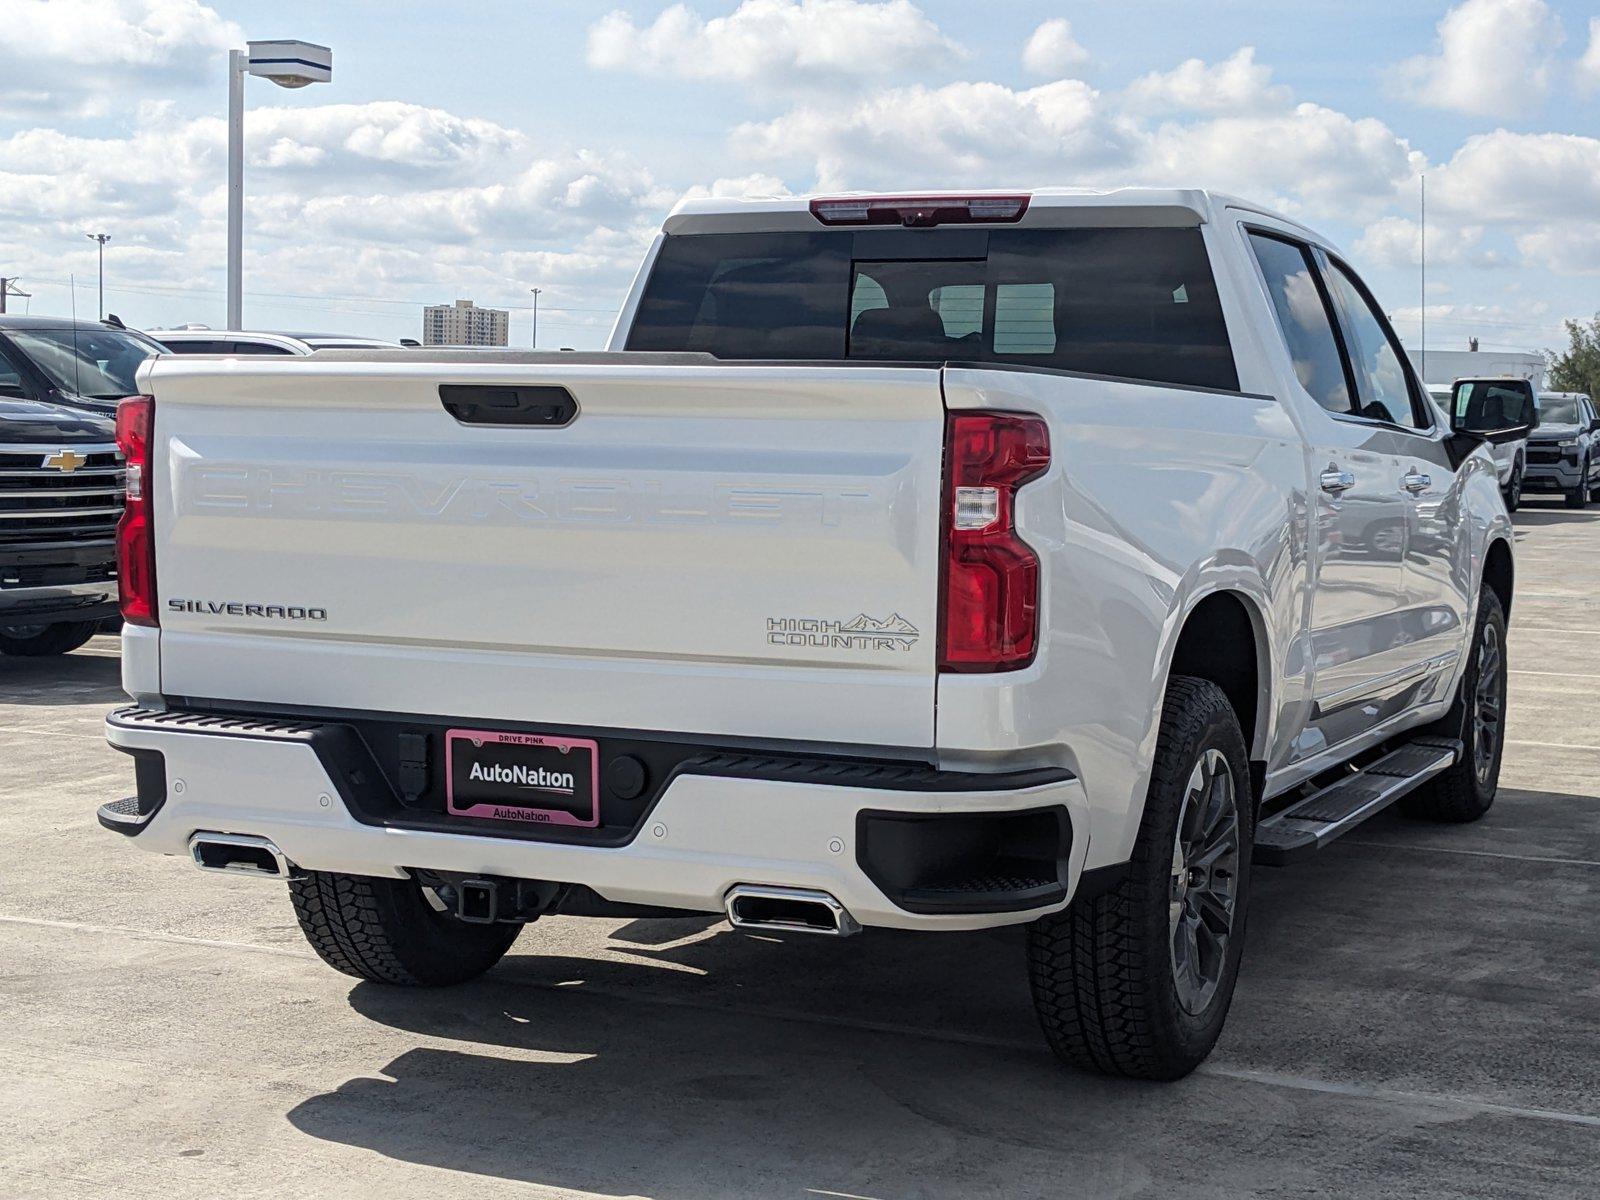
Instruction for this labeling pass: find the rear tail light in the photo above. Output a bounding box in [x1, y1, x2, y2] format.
[809, 194, 1030, 228]
[940, 412, 1050, 672]
[115, 395, 157, 627]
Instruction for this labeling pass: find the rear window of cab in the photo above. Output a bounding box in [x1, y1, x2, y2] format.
[626, 227, 1239, 392]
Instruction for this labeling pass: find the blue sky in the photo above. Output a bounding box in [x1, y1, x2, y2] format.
[2, 0, 1597, 357]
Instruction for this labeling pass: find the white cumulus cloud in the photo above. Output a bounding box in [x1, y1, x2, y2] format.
[1354, 216, 1500, 269]
[1580, 18, 1600, 90]
[1393, 0, 1564, 117]
[1123, 48, 1290, 115]
[0, 0, 241, 118]
[1021, 19, 1089, 79]
[731, 79, 1120, 191]
[586, 0, 962, 89]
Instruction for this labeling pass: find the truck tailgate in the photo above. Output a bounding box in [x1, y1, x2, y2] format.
[148, 357, 946, 748]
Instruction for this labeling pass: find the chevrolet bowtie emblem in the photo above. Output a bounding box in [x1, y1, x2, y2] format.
[43, 449, 88, 473]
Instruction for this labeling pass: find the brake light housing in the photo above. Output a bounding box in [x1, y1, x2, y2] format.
[115, 395, 157, 627]
[809, 194, 1030, 228]
[940, 412, 1050, 672]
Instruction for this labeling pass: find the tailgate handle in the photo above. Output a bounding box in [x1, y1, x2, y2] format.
[438, 384, 577, 427]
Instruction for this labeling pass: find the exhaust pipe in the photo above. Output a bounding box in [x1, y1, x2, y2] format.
[725, 885, 860, 937]
[189, 833, 293, 880]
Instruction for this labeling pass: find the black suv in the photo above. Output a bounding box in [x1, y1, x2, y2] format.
[0, 316, 164, 656]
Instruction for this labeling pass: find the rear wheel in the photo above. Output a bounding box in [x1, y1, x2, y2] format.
[1028, 677, 1252, 1080]
[0, 621, 99, 657]
[289, 870, 522, 985]
[1402, 588, 1507, 823]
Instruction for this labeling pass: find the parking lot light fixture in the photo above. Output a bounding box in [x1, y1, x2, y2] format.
[226, 40, 333, 328]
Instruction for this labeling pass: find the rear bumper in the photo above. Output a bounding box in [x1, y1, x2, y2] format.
[103, 707, 1091, 931]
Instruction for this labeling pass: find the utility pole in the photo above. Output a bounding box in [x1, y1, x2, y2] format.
[530, 288, 542, 349]
[0, 277, 30, 315]
[85, 233, 110, 319]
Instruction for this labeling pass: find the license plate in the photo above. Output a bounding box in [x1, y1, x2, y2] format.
[444, 728, 599, 827]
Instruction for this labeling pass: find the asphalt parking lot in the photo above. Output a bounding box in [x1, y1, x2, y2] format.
[4, 499, 1599, 1199]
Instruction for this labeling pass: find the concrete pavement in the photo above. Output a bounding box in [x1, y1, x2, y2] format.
[3, 495, 1599, 1198]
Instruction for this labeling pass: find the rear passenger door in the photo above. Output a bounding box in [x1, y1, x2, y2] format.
[1247, 231, 1418, 758]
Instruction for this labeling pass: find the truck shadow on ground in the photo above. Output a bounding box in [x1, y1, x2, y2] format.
[283, 924, 1288, 1198]
[0, 645, 124, 706]
[279, 795, 1600, 1199]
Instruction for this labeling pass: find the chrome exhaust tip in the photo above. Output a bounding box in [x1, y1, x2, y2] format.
[188, 832, 293, 880]
[725, 885, 860, 937]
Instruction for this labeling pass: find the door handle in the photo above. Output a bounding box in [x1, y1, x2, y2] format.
[1402, 470, 1432, 494]
[1320, 468, 1356, 494]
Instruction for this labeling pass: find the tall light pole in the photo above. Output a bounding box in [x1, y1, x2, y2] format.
[85, 233, 110, 319]
[227, 40, 333, 329]
[530, 288, 542, 349]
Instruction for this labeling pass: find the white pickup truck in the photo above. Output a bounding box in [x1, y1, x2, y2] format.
[101, 189, 1530, 1080]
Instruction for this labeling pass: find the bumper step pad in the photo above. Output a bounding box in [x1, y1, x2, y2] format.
[1253, 737, 1462, 866]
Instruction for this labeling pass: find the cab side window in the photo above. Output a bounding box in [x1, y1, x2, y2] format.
[1323, 260, 1428, 431]
[1247, 232, 1351, 415]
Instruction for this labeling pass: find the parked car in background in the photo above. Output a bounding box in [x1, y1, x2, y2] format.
[1525, 391, 1600, 508]
[102, 187, 1530, 1081]
[0, 316, 158, 655]
[148, 329, 405, 356]
[0, 316, 165, 415]
[1431, 378, 1533, 511]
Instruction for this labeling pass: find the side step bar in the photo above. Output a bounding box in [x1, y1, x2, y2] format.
[1253, 737, 1462, 866]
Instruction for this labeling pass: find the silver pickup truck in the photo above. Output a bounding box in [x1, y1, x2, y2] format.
[100, 188, 1532, 1080]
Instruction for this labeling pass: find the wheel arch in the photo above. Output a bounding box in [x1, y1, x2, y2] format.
[1164, 588, 1271, 792]
[1483, 536, 1514, 618]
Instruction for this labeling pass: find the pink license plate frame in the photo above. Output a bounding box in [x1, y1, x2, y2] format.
[444, 728, 600, 827]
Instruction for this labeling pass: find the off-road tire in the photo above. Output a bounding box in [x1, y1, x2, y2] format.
[1402, 588, 1507, 823]
[289, 870, 521, 985]
[0, 620, 99, 657]
[1027, 677, 1253, 1080]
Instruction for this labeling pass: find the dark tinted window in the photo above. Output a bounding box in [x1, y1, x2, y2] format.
[161, 339, 227, 354]
[1248, 232, 1351, 415]
[1324, 260, 1427, 429]
[628, 227, 1238, 390]
[227, 341, 297, 355]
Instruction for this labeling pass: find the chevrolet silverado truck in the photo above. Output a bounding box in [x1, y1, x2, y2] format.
[0, 316, 161, 655]
[1525, 391, 1600, 508]
[99, 189, 1530, 1080]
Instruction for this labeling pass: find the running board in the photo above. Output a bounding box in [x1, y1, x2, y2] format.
[1253, 737, 1462, 866]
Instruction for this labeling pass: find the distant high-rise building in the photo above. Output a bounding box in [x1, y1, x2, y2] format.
[423, 299, 509, 346]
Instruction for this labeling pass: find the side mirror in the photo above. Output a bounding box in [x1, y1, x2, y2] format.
[1450, 384, 1537, 445]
